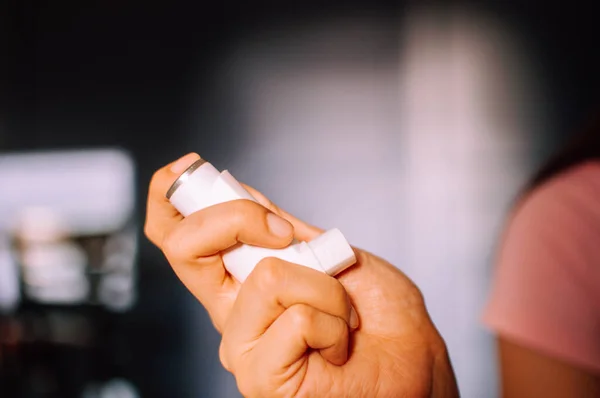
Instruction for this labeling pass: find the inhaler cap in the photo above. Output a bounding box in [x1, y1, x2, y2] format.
[166, 158, 221, 217]
[308, 228, 356, 276]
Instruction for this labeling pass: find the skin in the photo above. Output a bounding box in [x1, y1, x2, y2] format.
[145, 153, 459, 398]
[498, 338, 600, 398]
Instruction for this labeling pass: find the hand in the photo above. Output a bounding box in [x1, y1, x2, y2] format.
[145, 153, 459, 398]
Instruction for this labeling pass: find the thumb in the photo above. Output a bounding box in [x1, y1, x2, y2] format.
[242, 184, 324, 242]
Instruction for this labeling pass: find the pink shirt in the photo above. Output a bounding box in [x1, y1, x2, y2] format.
[483, 160, 600, 374]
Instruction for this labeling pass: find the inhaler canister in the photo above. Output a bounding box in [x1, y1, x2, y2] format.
[165, 158, 356, 282]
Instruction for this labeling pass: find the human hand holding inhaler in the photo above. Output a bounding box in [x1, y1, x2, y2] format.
[146, 153, 458, 398]
[165, 157, 357, 282]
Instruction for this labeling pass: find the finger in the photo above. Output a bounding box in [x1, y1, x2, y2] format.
[243, 184, 324, 241]
[144, 152, 201, 247]
[258, 303, 349, 367]
[162, 199, 295, 266]
[233, 304, 349, 398]
[221, 257, 356, 371]
[162, 199, 295, 331]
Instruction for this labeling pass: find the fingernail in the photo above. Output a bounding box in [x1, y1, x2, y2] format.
[266, 212, 293, 238]
[349, 306, 359, 329]
[170, 153, 200, 174]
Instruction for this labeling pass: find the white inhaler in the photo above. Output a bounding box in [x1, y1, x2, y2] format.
[166, 158, 357, 283]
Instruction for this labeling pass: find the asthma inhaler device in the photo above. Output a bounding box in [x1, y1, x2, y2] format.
[166, 158, 357, 282]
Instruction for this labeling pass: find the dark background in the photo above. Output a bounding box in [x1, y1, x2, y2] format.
[1, 1, 598, 397]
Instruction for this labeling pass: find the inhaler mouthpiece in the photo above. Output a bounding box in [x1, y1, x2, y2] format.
[166, 158, 356, 282]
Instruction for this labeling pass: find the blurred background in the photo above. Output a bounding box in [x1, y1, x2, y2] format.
[1, 1, 599, 397]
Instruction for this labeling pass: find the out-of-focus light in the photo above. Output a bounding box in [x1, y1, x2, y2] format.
[0, 149, 135, 236]
[0, 237, 19, 312]
[15, 206, 89, 304]
[82, 379, 139, 398]
[98, 273, 135, 311]
[14, 206, 69, 242]
[0, 148, 138, 312]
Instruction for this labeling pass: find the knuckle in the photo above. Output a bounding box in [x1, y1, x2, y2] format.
[143, 222, 155, 244]
[288, 304, 314, 331]
[230, 199, 260, 222]
[161, 231, 182, 261]
[149, 168, 163, 191]
[319, 277, 350, 319]
[143, 221, 162, 248]
[218, 340, 231, 372]
[252, 257, 285, 291]
[329, 278, 350, 309]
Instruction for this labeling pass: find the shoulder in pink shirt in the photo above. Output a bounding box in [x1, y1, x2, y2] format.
[483, 160, 600, 374]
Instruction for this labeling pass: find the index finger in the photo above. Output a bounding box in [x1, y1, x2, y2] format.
[144, 152, 201, 248]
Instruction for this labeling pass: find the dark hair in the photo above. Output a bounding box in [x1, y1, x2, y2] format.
[525, 112, 600, 193]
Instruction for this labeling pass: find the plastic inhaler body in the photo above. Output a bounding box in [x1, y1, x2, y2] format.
[166, 158, 356, 283]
